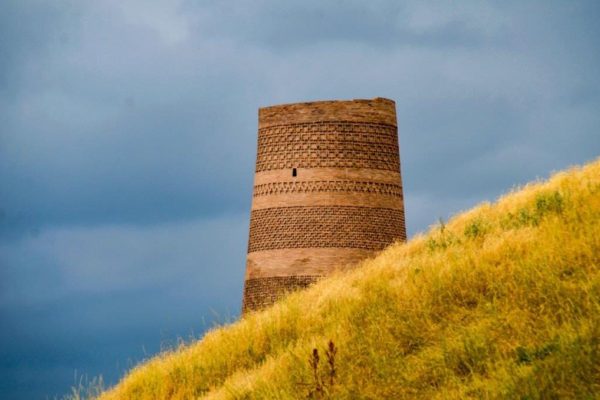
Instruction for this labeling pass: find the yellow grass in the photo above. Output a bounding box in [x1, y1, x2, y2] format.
[94, 158, 600, 399]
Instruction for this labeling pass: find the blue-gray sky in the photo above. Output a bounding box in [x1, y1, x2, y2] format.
[1, 1, 599, 398]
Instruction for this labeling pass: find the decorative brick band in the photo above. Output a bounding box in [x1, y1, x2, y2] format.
[242, 275, 321, 312]
[253, 180, 404, 197]
[248, 206, 406, 253]
[256, 121, 399, 172]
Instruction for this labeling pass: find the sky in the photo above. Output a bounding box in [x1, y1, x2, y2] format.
[0, 1, 599, 398]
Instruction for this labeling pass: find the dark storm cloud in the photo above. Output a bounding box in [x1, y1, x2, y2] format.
[1, 95, 255, 237]
[0, 1, 259, 237]
[0, 215, 247, 399]
[1, 1, 599, 398]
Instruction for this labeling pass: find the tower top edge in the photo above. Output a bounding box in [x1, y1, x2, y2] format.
[258, 97, 397, 128]
[259, 97, 395, 110]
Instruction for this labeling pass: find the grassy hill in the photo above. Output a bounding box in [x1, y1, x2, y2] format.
[91, 158, 599, 399]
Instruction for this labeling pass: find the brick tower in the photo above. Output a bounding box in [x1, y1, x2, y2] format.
[242, 97, 406, 313]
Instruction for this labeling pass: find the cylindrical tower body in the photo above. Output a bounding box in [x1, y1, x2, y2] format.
[242, 97, 406, 313]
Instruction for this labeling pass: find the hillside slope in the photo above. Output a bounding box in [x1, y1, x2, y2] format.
[97, 159, 600, 399]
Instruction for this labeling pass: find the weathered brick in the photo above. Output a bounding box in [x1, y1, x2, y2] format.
[243, 98, 406, 313]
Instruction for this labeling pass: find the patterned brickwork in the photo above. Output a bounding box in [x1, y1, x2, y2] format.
[253, 180, 404, 197]
[243, 98, 406, 314]
[242, 275, 321, 312]
[255, 121, 399, 172]
[248, 206, 406, 253]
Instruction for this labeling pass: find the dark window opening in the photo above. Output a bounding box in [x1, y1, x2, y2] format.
[292, 168, 297, 177]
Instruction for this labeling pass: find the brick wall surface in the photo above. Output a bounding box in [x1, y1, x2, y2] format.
[248, 206, 405, 252]
[255, 121, 399, 172]
[242, 275, 321, 314]
[243, 98, 406, 313]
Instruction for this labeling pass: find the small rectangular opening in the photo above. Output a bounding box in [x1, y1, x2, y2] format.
[292, 168, 297, 177]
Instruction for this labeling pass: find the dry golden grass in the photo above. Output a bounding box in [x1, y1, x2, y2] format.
[92, 158, 600, 399]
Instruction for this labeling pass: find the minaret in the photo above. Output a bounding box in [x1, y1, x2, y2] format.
[242, 98, 406, 313]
